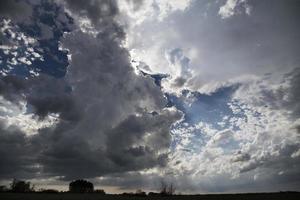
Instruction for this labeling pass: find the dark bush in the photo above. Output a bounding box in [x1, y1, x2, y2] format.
[69, 179, 94, 193]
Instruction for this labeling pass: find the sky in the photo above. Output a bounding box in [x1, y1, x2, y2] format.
[0, 0, 300, 194]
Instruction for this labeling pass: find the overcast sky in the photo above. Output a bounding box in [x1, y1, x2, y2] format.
[0, 0, 300, 194]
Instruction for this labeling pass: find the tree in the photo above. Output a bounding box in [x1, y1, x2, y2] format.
[94, 189, 106, 194]
[10, 179, 34, 193]
[69, 180, 94, 193]
[167, 183, 176, 195]
[160, 180, 167, 195]
[159, 180, 176, 195]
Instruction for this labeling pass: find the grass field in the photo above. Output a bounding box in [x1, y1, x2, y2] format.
[0, 192, 300, 200]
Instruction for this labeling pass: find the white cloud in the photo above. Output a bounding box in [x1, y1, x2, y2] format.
[123, 0, 300, 98]
[165, 71, 300, 192]
[218, 0, 251, 19]
[118, 0, 192, 25]
[0, 96, 59, 135]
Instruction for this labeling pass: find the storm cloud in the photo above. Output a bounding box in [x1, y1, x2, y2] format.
[0, 0, 181, 181]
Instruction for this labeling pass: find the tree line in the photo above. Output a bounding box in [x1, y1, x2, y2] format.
[0, 179, 176, 195]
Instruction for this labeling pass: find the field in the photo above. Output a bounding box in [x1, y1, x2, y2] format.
[0, 192, 300, 200]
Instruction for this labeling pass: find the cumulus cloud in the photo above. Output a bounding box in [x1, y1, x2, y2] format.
[0, 75, 75, 121]
[125, 0, 300, 95]
[0, 0, 181, 182]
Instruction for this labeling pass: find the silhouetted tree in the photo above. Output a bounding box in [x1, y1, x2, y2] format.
[167, 183, 176, 195]
[160, 180, 167, 195]
[69, 180, 94, 193]
[94, 189, 106, 194]
[10, 179, 34, 193]
[159, 180, 176, 195]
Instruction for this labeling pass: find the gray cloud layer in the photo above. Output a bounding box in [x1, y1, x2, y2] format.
[0, 0, 33, 22]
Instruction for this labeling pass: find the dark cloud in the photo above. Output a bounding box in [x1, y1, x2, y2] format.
[33, 109, 180, 180]
[0, 76, 26, 103]
[296, 125, 300, 134]
[0, 0, 33, 22]
[285, 68, 300, 118]
[31, 25, 181, 179]
[0, 75, 78, 121]
[26, 76, 79, 121]
[0, 122, 37, 179]
[0, 0, 181, 181]
[106, 110, 180, 170]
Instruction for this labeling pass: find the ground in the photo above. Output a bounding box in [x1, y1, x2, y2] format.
[0, 192, 300, 200]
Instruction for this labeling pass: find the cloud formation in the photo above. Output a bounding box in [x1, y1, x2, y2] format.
[1, 0, 300, 194]
[167, 69, 300, 192]
[0, 0, 181, 182]
[125, 0, 300, 95]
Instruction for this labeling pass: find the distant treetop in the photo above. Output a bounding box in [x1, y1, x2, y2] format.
[69, 179, 94, 193]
